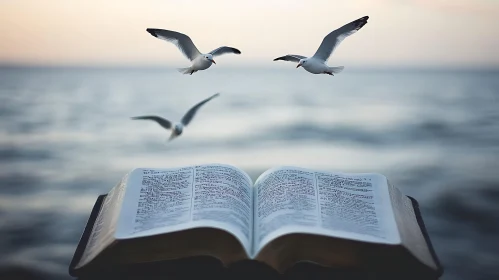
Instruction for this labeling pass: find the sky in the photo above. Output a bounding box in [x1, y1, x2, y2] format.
[0, 0, 498, 68]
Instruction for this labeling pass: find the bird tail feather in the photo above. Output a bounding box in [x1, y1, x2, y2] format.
[167, 132, 177, 142]
[328, 66, 345, 74]
[177, 67, 192, 74]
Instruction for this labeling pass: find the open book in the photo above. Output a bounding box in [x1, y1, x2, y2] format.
[69, 164, 442, 278]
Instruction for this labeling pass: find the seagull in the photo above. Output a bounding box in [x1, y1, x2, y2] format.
[146, 28, 241, 75]
[131, 93, 220, 142]
[273, 16, 369, 76]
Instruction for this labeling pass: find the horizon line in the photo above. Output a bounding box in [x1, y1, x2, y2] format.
[1, 63, 499, 72]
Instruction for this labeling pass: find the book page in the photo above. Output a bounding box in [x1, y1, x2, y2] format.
[115, 164, 253, 255]
[253, 166, 400, 255]
[76, 174, 128, 269]
[387, 181, 438, 271]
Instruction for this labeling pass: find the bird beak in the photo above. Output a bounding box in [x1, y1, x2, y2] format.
[296, 63, 302, 68]
[210, 59, 216, 64]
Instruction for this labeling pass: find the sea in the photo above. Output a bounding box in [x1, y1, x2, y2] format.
[0, 66, 498, 280]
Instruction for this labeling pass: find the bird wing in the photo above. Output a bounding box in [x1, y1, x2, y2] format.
[146, 28, 202, 61]
[209, 46, 241, 57]
[131, 115, 172, 130]
[312, 16, 369, 62]
[273, 54, 307, 63]
[181, 93, 220, 126]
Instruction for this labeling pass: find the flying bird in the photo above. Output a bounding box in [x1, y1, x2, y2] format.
[131, 93, 220, 142]
[146, 28, 241, 75]
[273, 16, 369, 76]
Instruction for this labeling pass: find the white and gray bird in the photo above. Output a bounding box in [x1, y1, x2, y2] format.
[146, 28, 241, 75]
[273, 16, 369, 76]
[131, 93, 220, 142]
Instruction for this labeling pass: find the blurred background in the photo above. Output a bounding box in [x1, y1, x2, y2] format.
[1, 0, 498, 279]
